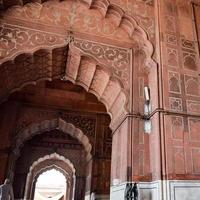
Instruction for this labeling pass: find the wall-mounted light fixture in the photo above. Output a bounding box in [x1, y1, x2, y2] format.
[144, 86, 152, 134]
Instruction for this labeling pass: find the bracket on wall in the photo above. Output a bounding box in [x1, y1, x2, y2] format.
[144, 86, 152, 134]
[66, 30, 75, 44]
[60, 30, 75, 81]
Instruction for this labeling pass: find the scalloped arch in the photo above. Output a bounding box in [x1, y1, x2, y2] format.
[24, 153, 76, 200]
[14, 118, 93, 161]
[0, 0, 156, 130]
[29, 153, 76, 174]
[0, 0, 155, 67]
[0, 45, 128, 129]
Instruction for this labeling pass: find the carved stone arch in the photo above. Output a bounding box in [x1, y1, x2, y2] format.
[0, 0, 155, 66]
[33, 164, 70, 188]
[14, 118, 92, 160]
[31, 165, 69, 200]
[0, 44, 128, 129]
[24, 153, 76, 200]
[0, 0, 158, 130]
[6, 118, 93, 183]
[68, 43, 128, 90]
[28, 153, 76, 175]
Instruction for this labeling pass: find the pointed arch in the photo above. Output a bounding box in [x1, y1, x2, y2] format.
[28, 153, 76, 175]
[14, 118, 93, 161]
[24, 153, 76, 200]
[7, 118, 93, 187]
[0, 45, 127, 129]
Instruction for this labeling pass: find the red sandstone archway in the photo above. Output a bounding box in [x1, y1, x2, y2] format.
[0, 0, 157, 132]
[14, 118, 93, 161]
[0, 1, 157, 126]
[7, 118, 93, 179]
[32, 166, 68, 200]
[0, 45, 127, 129]
[24, 153, 76, 200]
[9, 119, 94, 199]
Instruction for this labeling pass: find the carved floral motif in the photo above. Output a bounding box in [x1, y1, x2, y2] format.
[0, 23, 131, 88]
[2, 1, 131, 42]
[15, 108, 96, 137]
[74, 39, 130, 88]
[0, 23, 66, 63]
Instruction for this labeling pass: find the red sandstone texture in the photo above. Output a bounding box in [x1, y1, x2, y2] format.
[0, 0, 199, 199]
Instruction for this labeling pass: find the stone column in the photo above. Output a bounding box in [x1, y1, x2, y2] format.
[84, 159, 93, 200]
[110, 117, 132, 200]
[110, 35, 161, 200]
[0, 102, 20, 183]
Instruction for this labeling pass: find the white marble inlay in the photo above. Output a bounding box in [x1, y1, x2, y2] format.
[110, 180, 200, 200]
[169, 181, 200, 200]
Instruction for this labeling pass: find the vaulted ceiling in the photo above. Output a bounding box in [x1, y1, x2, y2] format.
[9, 79, 107, 113]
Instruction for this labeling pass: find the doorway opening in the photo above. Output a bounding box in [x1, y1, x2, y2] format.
[8, 79, 112, 200]
[34, 168, 66, 200]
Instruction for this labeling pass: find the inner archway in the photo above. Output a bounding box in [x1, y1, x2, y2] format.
[23, 153, 76, 200]
[5, 79, 112, 200]
[12, 127, 90, 200]
[34, 168, 66, 200]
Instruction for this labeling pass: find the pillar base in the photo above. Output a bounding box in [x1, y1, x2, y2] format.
[166, 180, 200, 200]
[84, 191, 90, 200]
[110, 180, 200, 200]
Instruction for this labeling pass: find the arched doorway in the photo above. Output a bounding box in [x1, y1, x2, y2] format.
[33, 168, 67, 200]
[24, 153, 76, 200]
[10, 117, 95, 200]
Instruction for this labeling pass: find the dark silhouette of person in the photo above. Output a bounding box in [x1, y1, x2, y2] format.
[125, 183, 132, 199]
[133, 182, 138, 200]
[0, 179, 14, 200]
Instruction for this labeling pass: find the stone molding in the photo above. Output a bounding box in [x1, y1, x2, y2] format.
[0, 0, 156, 69]
[28, 153, 76, 174]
